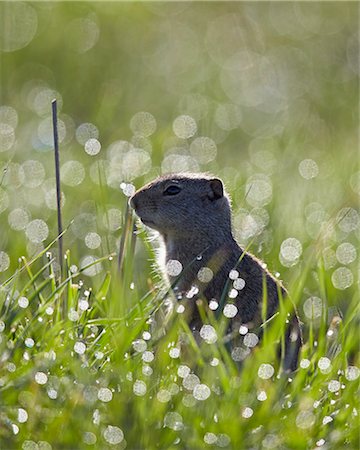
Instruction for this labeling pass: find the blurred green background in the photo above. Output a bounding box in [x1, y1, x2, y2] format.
[0, 0, 359, 299]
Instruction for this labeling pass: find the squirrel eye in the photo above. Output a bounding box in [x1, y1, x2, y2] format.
[163, 185, 181, 196]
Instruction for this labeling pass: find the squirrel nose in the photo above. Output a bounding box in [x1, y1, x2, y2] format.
[129, 195, 137, 210]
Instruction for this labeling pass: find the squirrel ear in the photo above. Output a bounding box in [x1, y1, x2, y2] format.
[208, 178, 224, 200]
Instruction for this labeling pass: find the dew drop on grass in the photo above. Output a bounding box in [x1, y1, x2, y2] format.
[345, 366, 359, 381]
[166, 259, 183, 277]
[217, 434, 231, 448]
[280, 238, 302, 267]
[130, 111, 157, 137]
[68, 308, 79, 322]
[298, 159, 319, 179]
[257, 390, 267, 401]
[197, 267, 213, 283]
[258, 363, 274, 379]
[183, 374, 200, 390]
[25, 338, 34, 348]
[173, 115, 197, 139]
[229, 269, 239, 280]
[322, 416, 333, 425]
[18, 296, 29, 308]
[74, 341, 86, 355]
[328, 380, 341, 392]
[21, 160, 45, 188]
[239, 325, 248, 335]
[61, 160, 85, 187]
[8, 208, 30, 231]
[177, 365, 191, 378]
[228, 288, 238, 298]
[316, 439, 326, 447]
[318, 357, 331, 373]
[35, 371, 48, 385]
[132, 339, 147, 353]
[85, 138, 101, 156]
[336, 242, 357, 265]
[336, 207, 359, 232]
[133, 380, 147, 396]
[193, 383, 211, 401]
[98, 387, 113, 402]
[0, 251, 10, 272]
[142, 351, 154, 363]
[0, 105, 18, 128]
[12, 424, 19, 435]
[233, 278, 245, 290]
[80, 256, 102, 277]
[17, 408, 28, 423]
[76, 123, 99, 145]
[209, 300, 219, 310]
[169, 348, 180, 359]
[83, 432, 97, 445]
[331, 267, 353, 290]
[296, 410, 315, 429]
[189, 136, 217, 164]
[243, 333, 259, 348]
[200, 324, 217, 344]
[300, 359, 311, 369]
[231, 347, 250, 362]
[103, 425, 124, 445]
[303, 296, 323, 320]
[0, 321, 5, 332]
[242, 407, 253, 418]
[164, 412, 184, 431]
[157, 389, 171, 403]
[25, 219, 49, 243]
[204, 432, 217, 445]
[223, 303, 238, 318]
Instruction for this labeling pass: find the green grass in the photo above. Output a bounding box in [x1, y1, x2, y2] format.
[0, 216, 358, 449]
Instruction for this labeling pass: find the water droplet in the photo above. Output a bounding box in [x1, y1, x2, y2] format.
[209, 300, 218, 310]
[189, 137, 217, 164]
[8, 208, 31, 231]
[17, 408, 28, 423]
[280, 237, 302, 267]
[0, 251, 10, 272]
[141, 351, 154, 363]
[173, 115, 197, 139]
[25, 219, 49, 243]
[296, 410, 315, 429]
[74, 341, 86, 355]
[229, 269, 239, 280]
[76, 123, 99, 146]
[345, 366, 359, 381]
[322, 416, 333, 425]
[303, 296, 323, 320]
[239, 325, 248, 335]
[231, 347, 250, 362]
[197, 267, 213, 283]
[157, 389, 171, 403]
[223, 303, 238, 318]
[183, 374, 200, 390]
[25, 338, 34, 348]
[204, 432, 217, 445]
[233, 278, 245, 290]
[336, 242, 356, 265]
[103, 425, 124, 445]
[242, 407, 253, 418]
[177, 365, 191, 378]
[331, 267, 353, 290]
[130, 111, 157, 137]
[98, 387, 113, 402]
[336, 207, 359, 232]
[246, 174, 273, 207]
[133, 379, 147, 396]
[300, 359, 311, 369]
[244, 333, 259, 348]
[34, 371, 48, 385]
[318, 357, 331, 373]
[83, 432, 97, 445]
[61, 160, 85, 187]
[18, 296, 29, 309]
[328, 380, 340, 392]
[200, 324, 217, 344]
[193, 383, 211, 401]
[257, 391, 267, 401]
[166, 259, 183, 277]
[169, 347, 180, 359]
[258, 363, 274, 379]
[298, 158, 319, 179]
[164, 412, 184, 430]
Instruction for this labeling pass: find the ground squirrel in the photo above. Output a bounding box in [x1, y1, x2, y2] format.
[130, 172, 302, 371]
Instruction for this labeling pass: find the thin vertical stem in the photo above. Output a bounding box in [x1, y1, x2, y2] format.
[51, 99, 63, 277]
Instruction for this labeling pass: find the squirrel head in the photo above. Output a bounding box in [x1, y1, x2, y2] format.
[130, 173, 232, 240]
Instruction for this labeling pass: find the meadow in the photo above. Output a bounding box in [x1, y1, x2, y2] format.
[0, 2, 359, 449]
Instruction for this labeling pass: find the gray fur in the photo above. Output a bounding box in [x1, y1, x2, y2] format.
[130, 173, 302, 371]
